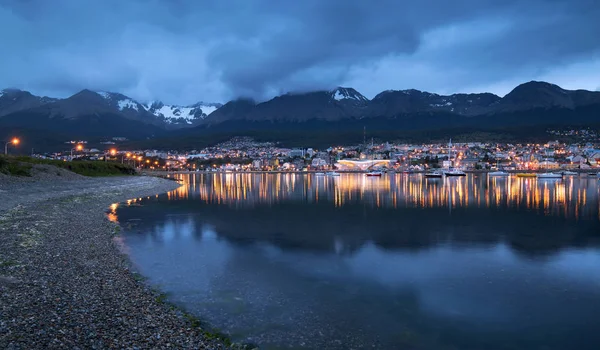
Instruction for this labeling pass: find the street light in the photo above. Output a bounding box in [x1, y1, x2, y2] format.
[71, 144, 83, 159]
[4, 137, 19, 155]
[105, 148, 117, 162]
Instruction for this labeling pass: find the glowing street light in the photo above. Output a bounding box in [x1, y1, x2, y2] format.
[70, 143, 83, 159]
[4, 137, 19, 155]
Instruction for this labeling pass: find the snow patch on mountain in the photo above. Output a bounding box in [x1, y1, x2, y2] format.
[331, 87, 369, 102]
[118, 99, 139, 111]
[96, 91, 110, 99]
[192, 103, 219, 115]
[143, 102, 221, 125]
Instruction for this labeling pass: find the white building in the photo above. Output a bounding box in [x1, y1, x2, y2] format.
[311, 158, 327, 167]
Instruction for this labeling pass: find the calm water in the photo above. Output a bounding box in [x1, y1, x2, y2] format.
[114, 173, 600, 349]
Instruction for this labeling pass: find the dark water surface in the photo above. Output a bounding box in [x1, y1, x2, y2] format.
[114, 173, 600, 349]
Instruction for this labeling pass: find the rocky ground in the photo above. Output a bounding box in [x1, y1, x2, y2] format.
[0, 171, 236, 349]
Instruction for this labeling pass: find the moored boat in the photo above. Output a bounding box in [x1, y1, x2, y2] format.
[326, 171, 340, 176]
[516, 173, 536, 178]
[444, 168, 466, 177]
[365, 171, 383, 177]
[537, 172, 563, 179]
[489, 171, 509, 176]
[561, 171, 577, 176]
[425, 170, 443, 178]
[315, 172, 326, 176]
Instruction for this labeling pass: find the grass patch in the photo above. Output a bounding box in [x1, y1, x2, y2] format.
[181, 312, 243, 347]
[3, 156, 135, 177]
[0, 157, 32, 176]
[131, 271, 148, 283]
[155, 292, 169, 304]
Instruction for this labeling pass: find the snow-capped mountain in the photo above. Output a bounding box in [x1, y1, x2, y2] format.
[206, 87, 373, 123]
[330, 87, 369, 103]
[93, 90, 157, 123]
[144, 101, 223, 126]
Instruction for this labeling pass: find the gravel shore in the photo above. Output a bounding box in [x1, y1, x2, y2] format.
[0, 175, 232, 349]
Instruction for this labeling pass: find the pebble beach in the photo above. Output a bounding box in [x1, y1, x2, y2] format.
[0, 173, 234, 349]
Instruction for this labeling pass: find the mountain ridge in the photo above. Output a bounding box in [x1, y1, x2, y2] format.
[2, 81, 600, 150]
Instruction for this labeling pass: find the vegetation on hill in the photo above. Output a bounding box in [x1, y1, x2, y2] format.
[1, 156, 135, 177]
[0, 156, 32, 176]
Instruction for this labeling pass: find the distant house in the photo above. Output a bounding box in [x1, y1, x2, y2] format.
[311, 158, 328, 168]
[288, 149, 304, 158]
[589, 152, 600, 161]
[460, 157, 480, 169]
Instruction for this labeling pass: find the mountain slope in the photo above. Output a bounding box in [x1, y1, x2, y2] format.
[0, 90, 165, 142]
[0, 89, 57, 117]
[22, 89, 164, 127]
[205, 87, 370, 123]
[368, 90, 501, 117]
[490, 81, 600, 112]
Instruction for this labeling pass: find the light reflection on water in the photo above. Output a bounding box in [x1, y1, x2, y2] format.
[165, 173, 599, 220]
[116, 173, 600, 350]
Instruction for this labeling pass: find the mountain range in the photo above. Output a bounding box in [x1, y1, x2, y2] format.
[1, 81, 599, 150]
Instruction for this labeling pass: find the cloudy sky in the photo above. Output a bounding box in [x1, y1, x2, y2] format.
[1, 0, 599, 105]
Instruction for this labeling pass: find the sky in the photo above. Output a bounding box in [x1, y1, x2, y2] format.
[1, 0, 599, 105]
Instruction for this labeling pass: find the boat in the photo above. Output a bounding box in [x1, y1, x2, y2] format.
[444, 169, 466, 177]
[364, 137, 382, 177]
[315, 172, 326, 176]
[536, 172, 563, 179]
[425, 170, 443, 178]
[489, 171, 509, 176]
[326, 171, 340, 176]
[516, 173, 536, 178]
[561, 171, 577, 176]
[365, 171, 383, 177]
[444, 139, 466, 177]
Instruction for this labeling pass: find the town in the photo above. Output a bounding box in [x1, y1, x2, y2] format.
[22, 129, 600, 173]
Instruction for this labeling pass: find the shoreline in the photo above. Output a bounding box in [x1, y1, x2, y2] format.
[0, 176, 242, 349]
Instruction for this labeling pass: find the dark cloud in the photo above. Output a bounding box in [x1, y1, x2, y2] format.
[0, 0, 598, 104]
